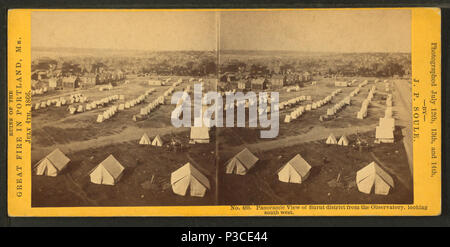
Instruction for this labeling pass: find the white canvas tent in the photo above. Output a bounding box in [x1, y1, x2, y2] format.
[277, 154, 312, 184]
[152, 135, 163, 146]
[284, 115, 291, 123]
[379, 117, 395, 131]
[338, 135, 349, 146]
[139, 133, 151, 145]
[190, 127, 210, 144]
[225, 148, 259, 175]
[326, 133, 337, 144]
[77, 105, 84, 113]
[170, 162, 210, 197]
[34, 148, 70, 177]
[89, 155, 125, 186]
[375, 126, 394, 143]
[356, 161, 394, 195]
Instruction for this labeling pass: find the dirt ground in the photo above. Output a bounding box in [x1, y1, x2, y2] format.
[31, 76, 412, 207]
[32, 129, 217, 207]
[217, 77, 413, 205]
[218, 130, 413, 205]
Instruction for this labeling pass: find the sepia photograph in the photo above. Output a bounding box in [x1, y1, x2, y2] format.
[30, 9, 413, 207]
[31, 11, 219, 206]
[216, 10, 413, 205]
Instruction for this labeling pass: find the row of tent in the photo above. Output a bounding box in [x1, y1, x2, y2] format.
[174, 86, 192, 109]
[87, 95, 121, 110]
[335, 81, 350, 87]
[386, 94, 393, 108]
[324, 80, 368, 118]
[97, 105, 119, 122]
[172, 89, 211, 145]
[71, 95, 120, 115]
[34, 148, 125, 185]
[334, 79, 358, 87]
[279, 95, 311, 110]
[63, 94, 115, 117]
[375, 93, 395, 143]
[385, 93, 393, 119]
[134, 82, 182, 121]
[325, 95, 351, 116]
[167, 80, 184, 95]
[163, 87, 175, 97]
[98, 84, 114, 91]
[68, 93, 88, 104]
[97, 80, 182, 122]
[335, 79, 359, 87]
[148, 77, 183, 86]
[33, 147, 210, 197]
[171, 85, 194, 119]
[375, 79, 389, 83]
[224, 147, 394, 195]
[286, 85, 301, 92]
[224, 93, 272, 111]
[385, 81, 391, 93]
[135, 94, 165, 120]
[34, 98, 65, 110]
[357, 85, 376, 119]
[33, 93, 87, 111]
[34, 144, 394, 196]
[124, 93, 149, 110]
[31, 87, 48, 96]
[325, 133, 349, 146]
[284, 89, 341, 123]
[139, 133, 163, 146]
[148, 80, 166, 86]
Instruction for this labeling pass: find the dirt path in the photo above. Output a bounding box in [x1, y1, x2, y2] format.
[222, 124, 377, 154]
[393, 80, 413, 174]
[32, 125, 189, 159]
[34, 119, 377, 167]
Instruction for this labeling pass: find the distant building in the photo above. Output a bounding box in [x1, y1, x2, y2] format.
[220, 73, 238, 83]
[48, 77, 62, 89]
[269, 75, 286, 89]
[62, 76, 80, 88]
[31, 70, 48, 81]
[237, 79, 251, 90]
[302, 72, 311, 82]
[80, 74, 98, 86]
[251, 78, 268, 90]
[50, 69, 62, 78]
[285, 74, 299, 86]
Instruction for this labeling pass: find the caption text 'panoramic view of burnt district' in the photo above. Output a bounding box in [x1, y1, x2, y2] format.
[30, 10, 413, 207]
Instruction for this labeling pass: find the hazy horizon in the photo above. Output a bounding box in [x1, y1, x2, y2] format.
[32, 9, 411, 53]
[31, 46, 410, 54]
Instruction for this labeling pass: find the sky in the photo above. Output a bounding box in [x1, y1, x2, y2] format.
[32, 9, 411, 53]
[219, 9, 411, 53]
[32, 11, 218, 51]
